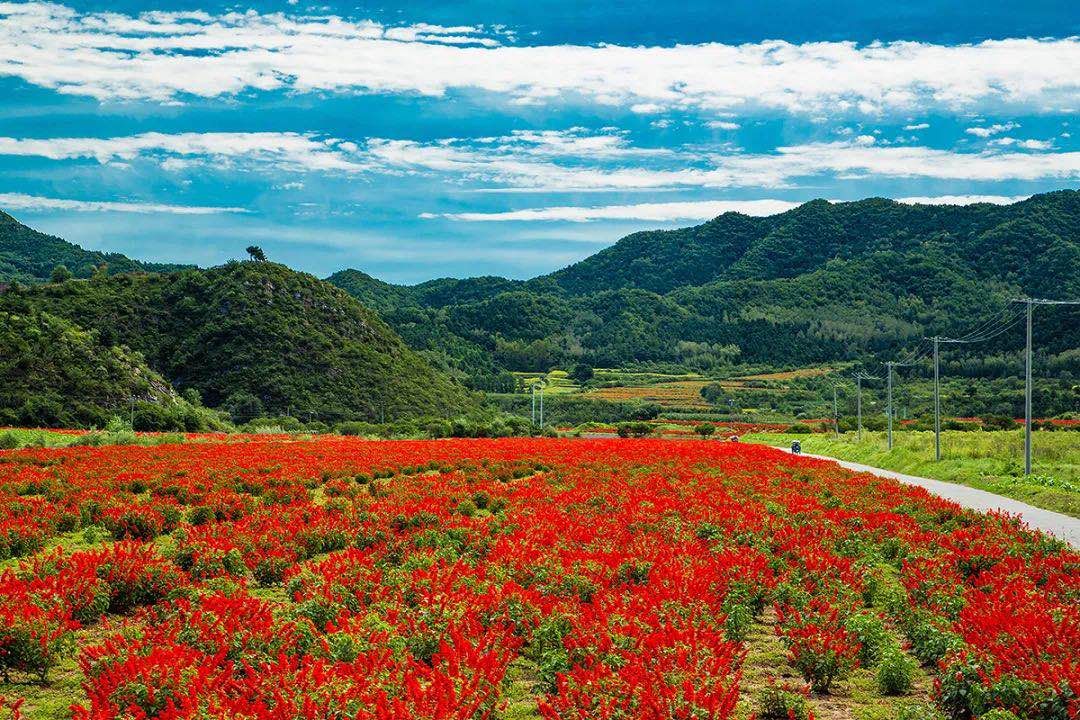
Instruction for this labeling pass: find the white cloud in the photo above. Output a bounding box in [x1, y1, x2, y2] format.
[988, 137, 1053, 150]
[903, 123, 930, 130]
[965, 122, 1020, 137]
[0, 193, 247, 214]
[368, 136, 1080, 190]
[706, 121, 740, 130]
[895, 194, 1029, 205]
[427, 199, 803, 222]
[0, 132, 368, 172]
[0, 3, 1077, 116]
[5, 128, 1077, 190]
[474, 128, 672, 159]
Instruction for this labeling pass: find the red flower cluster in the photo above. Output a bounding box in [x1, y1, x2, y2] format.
[0, 437, 1075, 719]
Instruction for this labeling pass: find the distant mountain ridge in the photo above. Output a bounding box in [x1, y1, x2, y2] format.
[327, 191, 1080, 377]
[0, 210, 192, 282]
[540, 192, 1080, 295]
[1, 192, 1077, 396]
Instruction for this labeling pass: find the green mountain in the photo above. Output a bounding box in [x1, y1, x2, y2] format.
[0, 311, 221, 430]
[0, 210, 191, 282]
[328, 191, 1080, 375]
[326, 270, 520, 392]
[0, 258, 477, 424]
[543, 192, 1080, 296]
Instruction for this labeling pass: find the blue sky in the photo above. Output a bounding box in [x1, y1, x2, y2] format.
[0, 1, 1077, 283]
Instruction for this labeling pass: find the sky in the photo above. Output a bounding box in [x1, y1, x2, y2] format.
[0, 1, 1078, 283]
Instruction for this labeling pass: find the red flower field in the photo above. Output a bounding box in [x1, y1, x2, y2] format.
[0, 438, 1076, 719]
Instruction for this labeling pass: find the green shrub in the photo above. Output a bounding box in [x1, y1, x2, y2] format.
[905, 615, 963, 666]
[615, 421, 653, 438]
[790, 642, 854, 693]
[105, 416, 132, 433]
[977, 711, 1020, 720]
[694, 423, 716, 438]
[425, 420, 451, 438]
[253, 555, 292, 586]
[187, 505, 215, 526]
[981, 415, 1017, 430]
[756, 681, 811, 720]
[0, 612, 73, 682]
[787, 423, 813, 434]
[896, 703, 946, 720]
[336, 420, 377, 436]
[845, 611, 888, 665]
[936, 658, 989, 720]
[877, 643, 915, 695]
[723, 603, 753, 642]
[528, 616, 572, 693]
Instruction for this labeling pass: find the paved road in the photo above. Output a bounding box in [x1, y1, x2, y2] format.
[774, 448, 1080, 548]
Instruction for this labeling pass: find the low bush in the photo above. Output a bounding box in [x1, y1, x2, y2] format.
[756, 681, 811, 720]
[723, 603, 753, 642]
[788, 630, 860, 693]
[845, 611, 888, 665]
[615, 422, 653, 438]
[877, 643, 915, 695]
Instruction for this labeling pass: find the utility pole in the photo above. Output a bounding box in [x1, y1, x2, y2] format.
[539, 382, 544, 428]
[531, 383, 536, 426]
[856, 375, 862, 441]
[1024, 300, 1033, 475]
[832, 385, 839, 438]
[885, 362, 894, 450]
[932, 336, 941, 461]
[1010, 297, 1080, 475]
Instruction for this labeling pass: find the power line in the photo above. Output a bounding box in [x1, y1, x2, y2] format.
[1011, 297, 1080, 474]
[941, 304, 1028, 344]
[917, 302, 1033, 460]
[943, 302, 1027, 344]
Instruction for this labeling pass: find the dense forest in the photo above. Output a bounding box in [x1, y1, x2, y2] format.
[329, 191, 1080, 383]
[0, 260, 477, 426]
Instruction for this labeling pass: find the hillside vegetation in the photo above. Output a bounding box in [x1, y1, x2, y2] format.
[0, 311, 220, 429]
[0, 210, 190, 282]
[0, 262, 477, 424]
[329, 192, 1080, 381]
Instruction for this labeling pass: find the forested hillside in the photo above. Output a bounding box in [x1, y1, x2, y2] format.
[0, 261, 477, 424]
[0, 210, 191, 282]
[0, 311, 221, 429]
[329, 191, 1080, 378]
